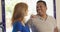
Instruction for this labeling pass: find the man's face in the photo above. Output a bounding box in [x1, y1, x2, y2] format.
[36, 2, 47, 16]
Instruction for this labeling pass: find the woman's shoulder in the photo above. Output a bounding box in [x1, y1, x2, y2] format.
[12, 20, 23, 32]
[13, 20, 22, 26]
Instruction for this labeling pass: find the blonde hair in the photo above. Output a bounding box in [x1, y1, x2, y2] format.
[11, 2, 28, 24]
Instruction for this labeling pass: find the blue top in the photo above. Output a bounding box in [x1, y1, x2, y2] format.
[12, 20, 30, 32]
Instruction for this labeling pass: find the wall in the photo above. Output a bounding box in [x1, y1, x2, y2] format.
[0, 0, 2, 22]
[56, 0, 60, 32]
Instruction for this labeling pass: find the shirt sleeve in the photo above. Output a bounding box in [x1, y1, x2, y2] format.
[53, 17, 57, 28]
[26, 19, 39, 32]
[26, 19, 33, 28]
[50, 16, 57, 29]
[12, 21, 22, 32]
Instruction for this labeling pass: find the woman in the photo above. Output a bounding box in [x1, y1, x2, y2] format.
[12, 2, 30, 32]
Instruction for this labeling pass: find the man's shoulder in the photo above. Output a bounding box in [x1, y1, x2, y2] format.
[48, 15, 55, 19]
[26, 19, 32, 25]
[47, 15, 56, 22]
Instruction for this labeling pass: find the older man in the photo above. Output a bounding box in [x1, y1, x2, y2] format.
[26, 0, 58, 32]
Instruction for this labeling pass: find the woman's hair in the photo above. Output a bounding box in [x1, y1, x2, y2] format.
[11, 2, 28, 24]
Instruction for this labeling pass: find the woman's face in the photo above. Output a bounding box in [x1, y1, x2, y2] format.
[25, 9, 28, 16]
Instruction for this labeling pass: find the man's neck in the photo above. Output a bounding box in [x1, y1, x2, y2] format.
[38, 14, 47, 20]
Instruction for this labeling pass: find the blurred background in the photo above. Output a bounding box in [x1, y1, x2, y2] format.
[0, 0, 3, 32]
[0, 0, 60, 32]
[5, 0, 54, 32]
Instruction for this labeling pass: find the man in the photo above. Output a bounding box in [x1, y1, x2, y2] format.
[26, 0, 58, 32]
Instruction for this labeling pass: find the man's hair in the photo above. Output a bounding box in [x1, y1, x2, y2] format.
[37, 0, 47, 6]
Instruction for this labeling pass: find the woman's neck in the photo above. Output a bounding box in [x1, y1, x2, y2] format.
[18, 18, 25, 26]
[21, 21, 25, 26]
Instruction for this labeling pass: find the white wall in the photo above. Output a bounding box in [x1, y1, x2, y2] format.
[56, 0, 60, 32]
[0, 0, 2, 22]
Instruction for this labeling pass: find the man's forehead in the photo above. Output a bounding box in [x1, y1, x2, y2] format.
[37, 2, 44, 5]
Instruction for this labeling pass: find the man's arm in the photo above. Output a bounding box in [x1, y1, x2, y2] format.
[54, 27, 58, 32]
